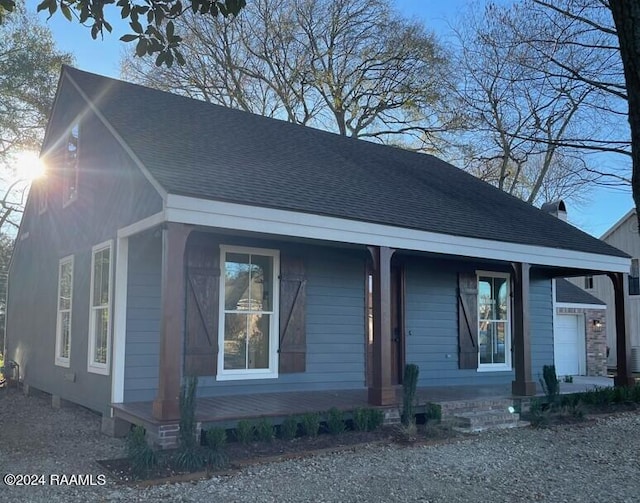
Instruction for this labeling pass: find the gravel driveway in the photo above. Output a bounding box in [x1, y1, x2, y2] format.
[1, 387, 640, 502]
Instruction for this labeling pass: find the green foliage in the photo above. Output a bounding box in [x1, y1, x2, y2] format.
[539, 365, 560, 403]
[176, 376, 204, 471]
[255, 418, 275, 443]
[205, 427, 227, 451]
[126, 426, 157, 476]
[326, 407, 345, 435]
[425, 403, 442, 423]
[402, 364, 419, 426]
[300, 412, 320, 437]
[235, 420, 254, 444]
[528, 398, 550, 428]
[11, 0, 246, 67]
[279, 416, 298, 440]
[367, 409, 384, 431]
[352, 408, 368, 432]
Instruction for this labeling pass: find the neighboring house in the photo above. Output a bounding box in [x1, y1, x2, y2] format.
[553, 279, 607, 377]
[569, 210, 640, 369]
[4, 67, 633, 440]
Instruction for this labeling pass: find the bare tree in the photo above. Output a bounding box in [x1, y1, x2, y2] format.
[123, 0, 456, 151]
[450, 1, 628, 206]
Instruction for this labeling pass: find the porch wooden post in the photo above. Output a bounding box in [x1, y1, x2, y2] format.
[152, 223, 192, 421]
[608, 272, 634, 387]
[367, 246, 396, 406]
[511, 262, 536, 396]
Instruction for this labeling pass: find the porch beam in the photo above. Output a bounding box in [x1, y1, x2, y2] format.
[367, 245, 396, 406]
[608, 272, 634, 387]
[511, 262, 536, 396]
[152, 223, 192, 420]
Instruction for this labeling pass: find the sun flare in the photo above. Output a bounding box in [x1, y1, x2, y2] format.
[13, 151, 45, 182]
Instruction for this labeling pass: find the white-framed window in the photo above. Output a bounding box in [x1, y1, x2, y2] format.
[88, 241, 113, 375]
[477, 271, 511, 371]
[218, 245, 279, 380]
[630, 259, 640, 296]
[55, 255, 74, 367]
[62, 123, 79, 206]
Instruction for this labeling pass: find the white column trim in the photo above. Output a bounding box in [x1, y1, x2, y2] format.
[111, 236, 129, 404]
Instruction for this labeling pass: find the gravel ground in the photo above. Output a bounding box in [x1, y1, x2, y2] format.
[2, 387, 640, 503]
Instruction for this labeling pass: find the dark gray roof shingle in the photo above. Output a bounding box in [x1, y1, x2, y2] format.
[556, 279, 605, 305]
[66, 67, 627, 259]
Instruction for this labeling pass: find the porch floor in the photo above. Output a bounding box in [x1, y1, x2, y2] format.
[112, 376, 613, 428]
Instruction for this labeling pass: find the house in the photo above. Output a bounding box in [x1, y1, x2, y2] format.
[5, 67, 633, 444]
[553, 278, 607, 377]
[568, 209, 640, 369]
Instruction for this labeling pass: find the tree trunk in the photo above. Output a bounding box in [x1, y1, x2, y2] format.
[609, 0, 640, 229]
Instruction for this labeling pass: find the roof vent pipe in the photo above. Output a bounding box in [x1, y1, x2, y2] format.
[541, 200, 567, 222]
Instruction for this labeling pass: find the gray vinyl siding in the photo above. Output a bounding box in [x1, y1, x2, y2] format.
[197, 246, 366, 397]
[405, 260, 553, 387]
[123, 232, 162, 402]
[5, 76, 163, 414]
[530, 274, 555, 377]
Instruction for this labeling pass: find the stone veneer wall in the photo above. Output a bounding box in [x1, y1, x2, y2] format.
[557, 307, 607, 377]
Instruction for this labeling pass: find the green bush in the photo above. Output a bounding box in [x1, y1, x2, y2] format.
[126, 425, 157, 476]
[528, 398, 550, 428]
[352, 408, 368, 432]
[279, 416, 298, 440]
[539, 365, 560, 403]
[425, 403, 442, 423]
[402, 364, 419, 426]
[366, 409, 384, 431]
[205, 427, 227, 450]
[176, 376, 205, 472]
[235, 420, 255, 444]
[300, 412, 320, 437]
[256, 418, 275, 443]
[326, 407, 346, 435]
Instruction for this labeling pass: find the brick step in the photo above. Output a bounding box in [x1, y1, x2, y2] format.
[438, 398, 515, 416]
[448, 410, 525, 433]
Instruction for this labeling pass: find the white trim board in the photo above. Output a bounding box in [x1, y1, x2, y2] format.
[165, 195, 630, 273]
[111, 237, 128, 404]
[556, 303, 607, 310]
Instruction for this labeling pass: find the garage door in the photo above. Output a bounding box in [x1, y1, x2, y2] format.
[554, 314, 582, 376]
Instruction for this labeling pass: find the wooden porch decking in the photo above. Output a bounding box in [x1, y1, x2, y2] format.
[112, 378, 613, 429]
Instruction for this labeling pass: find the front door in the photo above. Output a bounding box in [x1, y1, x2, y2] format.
[390, 263, 405, 385]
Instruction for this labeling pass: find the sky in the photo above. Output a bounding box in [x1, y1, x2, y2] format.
[24, 0, 635, 238]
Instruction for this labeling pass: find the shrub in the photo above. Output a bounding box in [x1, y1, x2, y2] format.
[256, 418, 275, 443]
[352, 408, 368, 432]
[205, 427, 227, 451]
[279, 416, 298, 440]
[326, 407, 346, 435]
[235, 420, 255, 444]
[402, 364, 419, 426]
[425, 403, 442, 423]
[300, 412, 320, 437]
[539, 365, 560, 403]
[176, 376, 205, 471]
[126, 425, 157, 476]
[528, 398, 550, 428]
[366, 409, 384, 431]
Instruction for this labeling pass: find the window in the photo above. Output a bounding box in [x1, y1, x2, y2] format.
[584, 275, 594, 290]
[630, 259, 640, 296]
[55, 256, 74, 367]
[88, 242, 112, 374]
[62, 123, 79, 206]
[478, 272, 511, 370]
[218, 246, 279, 380]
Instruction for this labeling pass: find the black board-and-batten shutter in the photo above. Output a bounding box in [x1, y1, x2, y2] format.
[279, 255, 307, 373]
[458, 272, 478, 369]
[184, 239, 220, 376]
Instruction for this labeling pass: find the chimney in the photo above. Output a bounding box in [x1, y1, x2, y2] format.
[541, 200, 567, 222]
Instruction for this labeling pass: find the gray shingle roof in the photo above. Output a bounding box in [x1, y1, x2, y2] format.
[66, 66, 627, 259]
[556, 279, 605, 305]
